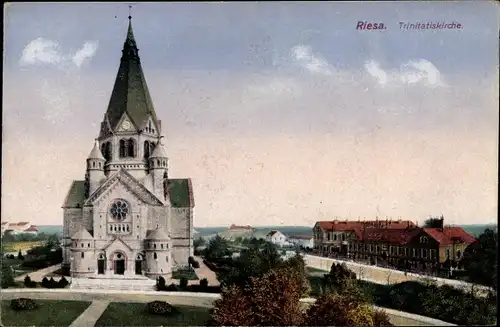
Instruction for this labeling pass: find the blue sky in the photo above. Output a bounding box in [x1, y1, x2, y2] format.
[3, 2, 499, 226]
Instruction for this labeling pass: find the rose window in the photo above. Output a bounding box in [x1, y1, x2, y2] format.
[110, 200, 129, 221]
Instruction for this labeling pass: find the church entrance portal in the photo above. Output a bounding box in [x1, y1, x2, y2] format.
[98, 259, 105, 274]
[113, 252, 126, 275]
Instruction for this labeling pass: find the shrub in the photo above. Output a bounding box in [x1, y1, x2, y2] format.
[166, 283, 178, 291]
[191, 260, 200, 268]
[373, 309, 393, 326]
[10, 298, 37, 311]
[156, 276, 167, 291]
[58, 276, 69, 288]
[17, 251, 24, 260]
[200, 278, 209, 288]
[179, 277, 188, 289]
[24, 275, 32, 287]
[145, 301, 178, 316]
[41, 277, 49, 288]
[1, 265, 15, 288]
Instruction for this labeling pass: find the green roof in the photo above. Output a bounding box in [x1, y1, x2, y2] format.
[104, 19, 158, 132]
[62, 180, 86, 208]
[167, 179, 194, 208]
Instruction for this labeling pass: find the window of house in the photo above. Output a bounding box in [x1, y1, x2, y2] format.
[88, 243, 90, 248]
[154, 244, 157, 249]
[333, 234, 337, 241]
[431, 249, 436, 259]
[154, 252, 157, 260]
[81, 243, 83, 248]
[412, 248, 416, 257]
[423, 249, 428, 258]
[161, 244, 164, 249]
[446, 249, 450, 258]
[376, 245, 380, 253]
[370, 245, 373, 252]
[456, 250, 461, 259]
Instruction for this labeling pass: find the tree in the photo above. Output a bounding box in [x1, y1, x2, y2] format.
[424, 217, 444, 228]
[17, 250, 24, 260]
[203, 235, 231, 263]
[1, 265, 15, 288]
[323, 263, 357, 294]
[305, 293, 375, 326]
[193, 237, 205, 250]
[211, 266, 305, 326]
[217, 241, 283, 288]
[462, 228, 498, 289]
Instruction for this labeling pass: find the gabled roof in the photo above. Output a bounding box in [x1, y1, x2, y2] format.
[24, 226, 38, 232]
[85, 168, 164, 206]
[362, 228, 421, 245]
[423, 227, 476, 245]
[71, 226, 93, 240]
[146, 228, 170, 240]
[103, 237, 133, 252]
[166, 179, 194, 208]
[315, 219, 415, 232]
[103, 18, 159, 133]
[267, 230, 279, 237]
[62, 180, 86, 208]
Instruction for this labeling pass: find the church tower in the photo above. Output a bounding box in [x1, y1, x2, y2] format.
[85, 140, 106, 196]
[98, 16, 164, 180]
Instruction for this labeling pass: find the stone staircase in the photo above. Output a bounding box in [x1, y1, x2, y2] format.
[70, 277, 157, 291]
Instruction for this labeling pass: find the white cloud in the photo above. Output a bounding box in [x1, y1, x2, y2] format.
[72, 41, 99, 67]
[364, 59, 446, 88]
[19, 38, 98, 69]
[364, 60, 388, 86]
[291, 45, 334, 75]
[19, 37, 63, 66]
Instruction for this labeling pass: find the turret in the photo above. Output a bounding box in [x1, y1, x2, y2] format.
[148, 139, 168, 199]
[86, 140, 106, 196]
[144, 228, 172, 278]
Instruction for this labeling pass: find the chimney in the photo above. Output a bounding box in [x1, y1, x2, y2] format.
[439, 215, 444, 231]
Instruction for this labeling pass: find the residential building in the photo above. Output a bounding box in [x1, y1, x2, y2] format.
[266, 230, 290, 247]
[61, 17, 195, 284]
[288, 235, 314, 249]
[313, 217, 476, 274]
[313, 218, 415, 256]
[1, 222, 39, 235]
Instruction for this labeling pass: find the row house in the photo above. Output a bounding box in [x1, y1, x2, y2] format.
[313, 218, 415, 257]
[313, 217, 476, 273]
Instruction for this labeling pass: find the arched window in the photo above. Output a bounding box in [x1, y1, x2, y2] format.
[81, 252, 84, 258]
[144, 141, 150, 159]
[157, 159, 160, 166]
[92, 162, 96, 168]
[119, 139, 126, 158]
[154, 252, 157, 260]
[154, 244, 157, 249]
[128, 138, 135, 157]
[148, 121, 152, 133]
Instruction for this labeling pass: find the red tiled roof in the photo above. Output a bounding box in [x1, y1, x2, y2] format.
[316, 220, 415, 232]
[423, 227, 476, 245]
[363, 228, 421, 245]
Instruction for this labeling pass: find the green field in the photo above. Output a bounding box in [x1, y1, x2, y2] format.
[172, 268, 199, 280]
[95, 302, 211, 326]
[1, 300, 91, 326]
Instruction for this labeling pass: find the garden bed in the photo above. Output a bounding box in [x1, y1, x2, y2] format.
[94, 302, 211, 326]
[172, 268, 199, 280]
[0, 299, 91, 326]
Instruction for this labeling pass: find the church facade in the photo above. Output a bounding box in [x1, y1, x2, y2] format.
[61, 18, 194, 281]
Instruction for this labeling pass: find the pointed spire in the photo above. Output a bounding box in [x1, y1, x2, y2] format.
[126, 14, 136, 48]
[150, 137, 167, 158]
[87, 139, 105, 160]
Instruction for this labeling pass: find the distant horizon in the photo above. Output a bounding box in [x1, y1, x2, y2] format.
[3, 2, 498, 226]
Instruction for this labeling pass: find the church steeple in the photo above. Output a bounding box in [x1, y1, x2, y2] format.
[100, 15, 160, 137]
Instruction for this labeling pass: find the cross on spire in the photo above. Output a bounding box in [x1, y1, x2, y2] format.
[128, 5, 132, 20]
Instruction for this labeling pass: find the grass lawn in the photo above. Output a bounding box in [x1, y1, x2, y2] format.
[2, 241, 44, 253]
[94, 302, 211, 326]
[1, 300, 91, 326]
[1, 258, 39, 277]
[306, 266, 328, 274]
[172, 268, 199, 280]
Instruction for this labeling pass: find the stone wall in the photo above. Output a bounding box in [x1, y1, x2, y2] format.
[304, 254, 491, 295]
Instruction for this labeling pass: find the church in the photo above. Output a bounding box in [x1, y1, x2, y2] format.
[61, 17, 195, 287]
